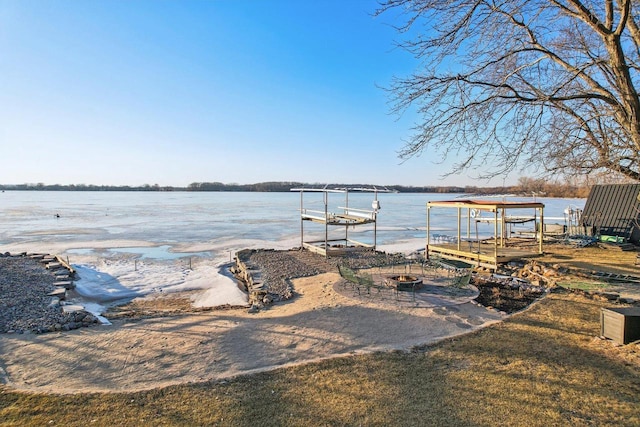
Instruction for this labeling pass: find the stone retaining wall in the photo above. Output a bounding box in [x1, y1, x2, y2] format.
[231, 249, 269, 310]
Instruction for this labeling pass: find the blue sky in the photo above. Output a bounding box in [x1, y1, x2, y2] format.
[0, 0, 507, 187]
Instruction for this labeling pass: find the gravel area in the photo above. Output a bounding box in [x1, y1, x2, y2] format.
[244, 248, 413, 300]
[247, 250, 321, 297]
[0, 254, 98, 334]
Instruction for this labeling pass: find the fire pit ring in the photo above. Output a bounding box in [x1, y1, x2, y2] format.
[385, 275, 423, 291]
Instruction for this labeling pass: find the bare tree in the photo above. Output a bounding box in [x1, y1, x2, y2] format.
[376, 0, 640, 181]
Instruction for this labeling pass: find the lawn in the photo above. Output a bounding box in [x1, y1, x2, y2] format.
[1, 290, 638, 426]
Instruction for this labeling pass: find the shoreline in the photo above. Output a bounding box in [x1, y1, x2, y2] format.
[0, 249, 507, 394]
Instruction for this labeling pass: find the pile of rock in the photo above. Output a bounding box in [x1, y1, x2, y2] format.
[0, 253, 98, 334]
[501, 259, 639, 305]
[501, 260, 566, 287]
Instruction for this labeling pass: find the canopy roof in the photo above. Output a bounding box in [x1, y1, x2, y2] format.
[427, 199, 544, 210]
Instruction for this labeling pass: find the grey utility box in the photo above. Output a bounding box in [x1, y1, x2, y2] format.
[601, 307, 640, 345]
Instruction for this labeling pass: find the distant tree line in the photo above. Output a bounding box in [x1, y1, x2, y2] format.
[186, 181, 305, 192]
[0, 178, 605, 197]
[0, 183, 176, 192]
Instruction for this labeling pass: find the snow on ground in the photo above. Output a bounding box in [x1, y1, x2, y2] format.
[67, 248, 250, 321]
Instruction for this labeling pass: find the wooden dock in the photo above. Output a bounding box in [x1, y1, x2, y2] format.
[427, 241, 542, 270]
[426, 199, 545, 270]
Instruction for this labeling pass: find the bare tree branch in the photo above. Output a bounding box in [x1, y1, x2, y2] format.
[377, 0, 640, 181]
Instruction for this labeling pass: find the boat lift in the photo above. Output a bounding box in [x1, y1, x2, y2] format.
[291, 187, 388, 257]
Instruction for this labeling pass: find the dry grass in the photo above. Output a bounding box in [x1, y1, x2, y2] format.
[537, 242, 640, 276]
[105, 291, 245, 320]
[1, 290, 639, 426]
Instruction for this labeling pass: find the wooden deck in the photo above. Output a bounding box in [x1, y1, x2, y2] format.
[427, 241, 542, 270]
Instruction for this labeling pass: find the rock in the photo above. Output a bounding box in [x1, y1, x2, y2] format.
[282, 288, 293, 300]
[48, 287, 67, 300]
[600, 292, 620, 301]
[54, 281, 74, 290]
[62, 304, 85, 313]
[248, 305, 260, 314]
[82, 315, 97, 324]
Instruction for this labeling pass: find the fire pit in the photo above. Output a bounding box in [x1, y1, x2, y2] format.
[385, 275, 423, 291]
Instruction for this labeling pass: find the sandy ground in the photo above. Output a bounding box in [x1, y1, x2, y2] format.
[0, 272, 504, 394]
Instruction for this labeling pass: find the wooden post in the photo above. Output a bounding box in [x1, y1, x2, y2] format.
[493, 208, 498, 267]
[55, 255, 76, 275]
[344, 190, 349, 245]
[426, 203, 430, 260]
[373, 190, 378, 251]
[539, 206, 544, 254]
[457, 207, 461, 251]
[300, 190, 304, 248]
[324, 191, 328, 257]
[500, 208, 505, 247]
